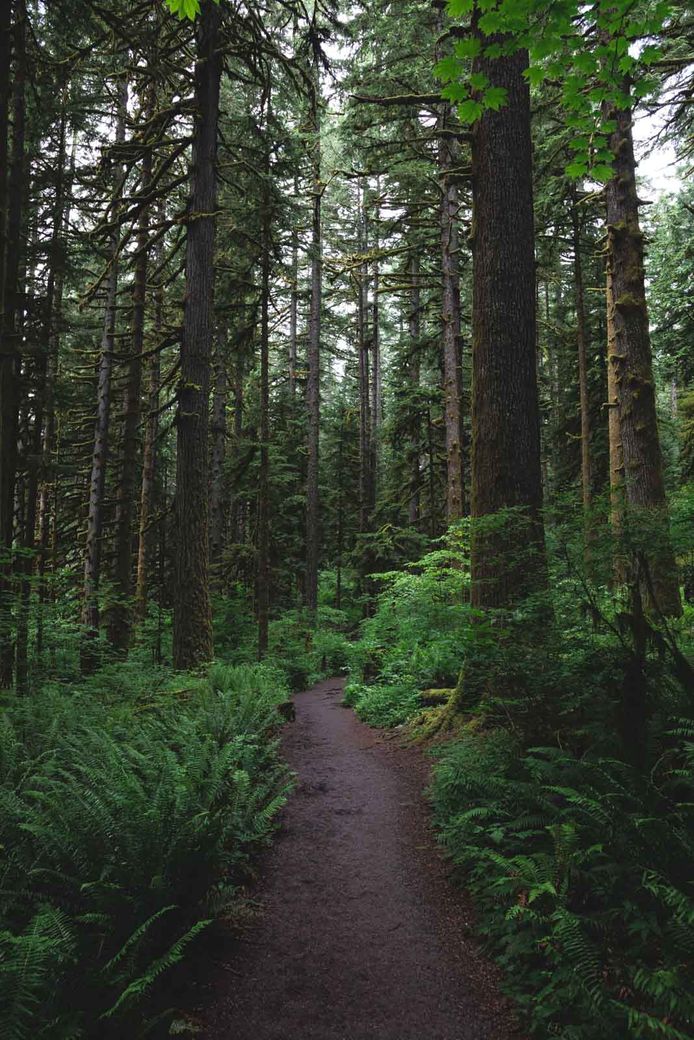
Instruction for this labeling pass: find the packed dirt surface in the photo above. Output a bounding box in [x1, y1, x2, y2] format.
[200, 678, 520, 1040]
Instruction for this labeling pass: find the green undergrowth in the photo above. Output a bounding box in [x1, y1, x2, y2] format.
[0, 660, 293, 1039]
[343, 524, 475, 726]
[345, 511, 694, 1039]
[213, 577, 353, 691]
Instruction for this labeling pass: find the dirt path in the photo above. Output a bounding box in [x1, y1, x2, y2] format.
[200, 678, 519, 1040]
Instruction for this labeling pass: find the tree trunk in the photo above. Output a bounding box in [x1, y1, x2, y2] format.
[606, 264, 626, 584]
[408, 252, 421, 527]
[257, 121, 272, 657]
[439, 106, 465, 523]
[108, 98, 153, 653]
[470, 43, 545, 609]
[0, 0, 27, 687]
[603, 91, 681, 616]
[134, 228, 163, 623]
[288, 176, 299, 399]
[370, 182, 381, 497]
[358, 184, 372, 533]
[304, 53, 322, 615]
[173, 0, 221, 669]
[81, 76, 127, 674]
[208, 329, 227, 589]
[572, 197, 593, 548]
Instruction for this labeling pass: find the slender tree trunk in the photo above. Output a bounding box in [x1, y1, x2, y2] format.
[134, 232, 163, 622]
[470, 43, 545, 609]
[173, 0, 221, 669]
[370, 182, 381, 498]
[81, 77, 127, 674]
[289, 176, 299, 399]
[208, 330, 227, 588]
[304, 53, 322, 615]
[439, 106, 465, 523]
[38, 121, 74, 659]
[408, 252, 421, 527]
[603, 91, 681, 616]
[108, 100, 153, 652]
[358, 185, 372, 532]
[606, 264, 626, 584]
[257, 118, 272, 656]
[572, 198, 593, 546]
[0, 0, 27, 687]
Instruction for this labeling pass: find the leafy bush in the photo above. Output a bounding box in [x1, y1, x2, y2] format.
[430, 726, 694, 1040]
[0, 661, 292, 1038]
[343, 679, 420, 727]
[345, 525, 476, 725]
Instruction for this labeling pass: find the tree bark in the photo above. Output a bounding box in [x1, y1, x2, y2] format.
[408, 252, 421, 527]
[173, 0, 221, 669]
[108, 94, 154, 652]
[257, 113, 272, 657]
[603, 91, 681, 616]
[470, 43, 546, 609]
[135, 226, 163, 623]
[208, 329, 227, 589]
[0, 0, 27, 687]
[304, 50, 322, 615]
[439, 105, 465, 523]
[81, 76, 127, 674]
[572, 197, 594, 549]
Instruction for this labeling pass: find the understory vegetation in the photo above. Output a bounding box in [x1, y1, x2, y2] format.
[0, 658, 293, 1039]
[345, 507, 694, 1040]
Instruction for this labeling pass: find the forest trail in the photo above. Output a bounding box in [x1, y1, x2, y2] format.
[199, 678, 519, 1040]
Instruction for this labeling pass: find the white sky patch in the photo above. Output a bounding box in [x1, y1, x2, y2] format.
[633, 109, 681, 199]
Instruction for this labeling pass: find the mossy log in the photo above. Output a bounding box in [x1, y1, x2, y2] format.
[418, 688, 455, 707]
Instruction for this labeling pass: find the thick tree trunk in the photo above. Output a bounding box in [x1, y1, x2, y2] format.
[81, 77, 127, 674]
[0, 0, 27, 687]
[304, 57, 322, 615]
[408, 252, 421, 527]
[606, 264, 627, 584]
[603, 93, 681, 616]
[108, 105, 153, 653]
[439, 107, 465, 523]
[173, 0, 221, 669]
[470, 44, 545, 609]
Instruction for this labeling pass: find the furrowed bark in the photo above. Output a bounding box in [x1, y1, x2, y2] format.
[603, 91, 681, 616]
[470, 43, 546, 609]
[173, 0, 221, 669]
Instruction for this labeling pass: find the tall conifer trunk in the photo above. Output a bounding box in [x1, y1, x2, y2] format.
[81, 77, 127, 674]
[470, 42, 545, 609]
[108, 91, 154, 652]
[173, 0, 221, 669]
[0, 1, 27, 686]
[439, 105, 465, 523]
[408, 252, 421, 526]
[602, 92, 681, 616]
[304, 46, 322, 615]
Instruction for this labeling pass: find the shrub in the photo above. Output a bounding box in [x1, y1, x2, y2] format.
[0, 661, 292, 1038]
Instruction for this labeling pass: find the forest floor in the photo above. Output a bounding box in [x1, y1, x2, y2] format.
[197, 678, 521, 1040]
